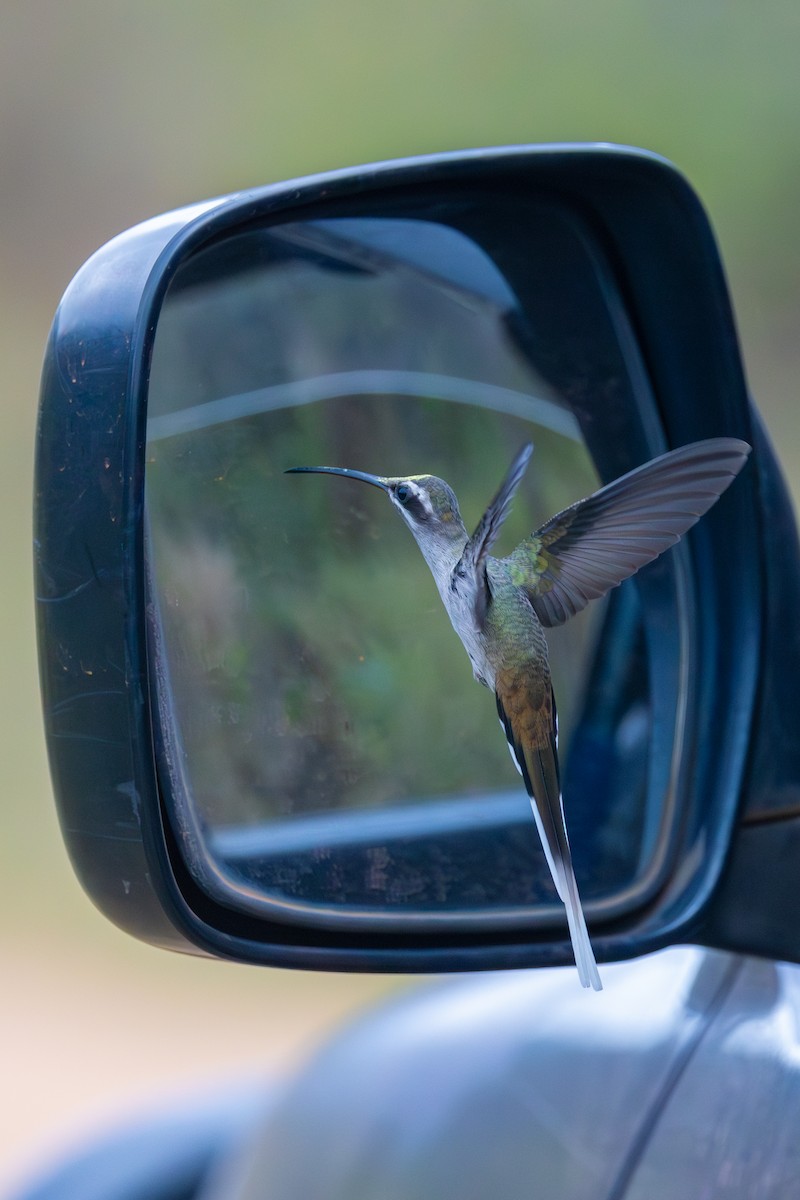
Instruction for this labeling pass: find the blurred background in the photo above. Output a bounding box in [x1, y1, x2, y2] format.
[2, 1, 799, 1192]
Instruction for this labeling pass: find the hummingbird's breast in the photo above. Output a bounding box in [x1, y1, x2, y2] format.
[482, 558, 550, 687]
[438, 555, 549, 693]
[438, 571, 492, 686]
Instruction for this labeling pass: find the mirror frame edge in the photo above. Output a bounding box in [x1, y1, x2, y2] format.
[34, 143, 769, 972]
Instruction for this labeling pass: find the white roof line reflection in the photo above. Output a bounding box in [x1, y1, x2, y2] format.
[146, 370, 582, 443]
[211, 789, 530, 861]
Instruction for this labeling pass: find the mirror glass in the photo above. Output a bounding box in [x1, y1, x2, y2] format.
[146, 206, 675, 929]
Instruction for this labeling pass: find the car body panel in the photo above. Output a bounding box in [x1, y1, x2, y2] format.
[22, 949, 800, 1199]
[190, 949, 800, 1199]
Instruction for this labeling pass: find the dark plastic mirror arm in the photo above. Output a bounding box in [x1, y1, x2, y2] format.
[697, 412, 800, 963]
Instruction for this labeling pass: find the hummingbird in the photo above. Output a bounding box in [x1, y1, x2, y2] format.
[287, 436, 750, 990]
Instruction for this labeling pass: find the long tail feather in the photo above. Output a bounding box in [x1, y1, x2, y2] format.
[497, 687, 602, 991]
[525, 746, 602, 992]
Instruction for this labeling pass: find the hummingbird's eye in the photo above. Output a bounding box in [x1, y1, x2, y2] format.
[395, 483, 412, 505]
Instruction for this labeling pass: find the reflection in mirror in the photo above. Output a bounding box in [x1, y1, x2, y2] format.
[146, 212, 663, 929]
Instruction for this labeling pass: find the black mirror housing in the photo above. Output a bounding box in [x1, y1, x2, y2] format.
[34, 144, 791, 974]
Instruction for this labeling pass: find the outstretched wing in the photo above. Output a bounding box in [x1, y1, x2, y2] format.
[456, 442, 534, 627]
[495, 668, 601, 991]
[504, 437, 750, 628]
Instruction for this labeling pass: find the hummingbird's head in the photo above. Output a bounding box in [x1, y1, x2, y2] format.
[385, 474, 464, 536]
[285, 464, 469, 565]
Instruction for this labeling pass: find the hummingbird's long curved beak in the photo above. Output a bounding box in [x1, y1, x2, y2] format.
[285, 466, 391, 492]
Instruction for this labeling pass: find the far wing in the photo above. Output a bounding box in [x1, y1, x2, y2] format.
[504, 438, 750, 627]
[457, 442, 533, 628]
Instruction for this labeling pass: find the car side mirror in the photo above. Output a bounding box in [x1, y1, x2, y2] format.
[35, 144, 795, 978]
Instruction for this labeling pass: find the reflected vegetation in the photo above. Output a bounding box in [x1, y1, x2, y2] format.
[145, 213, 654, 920]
